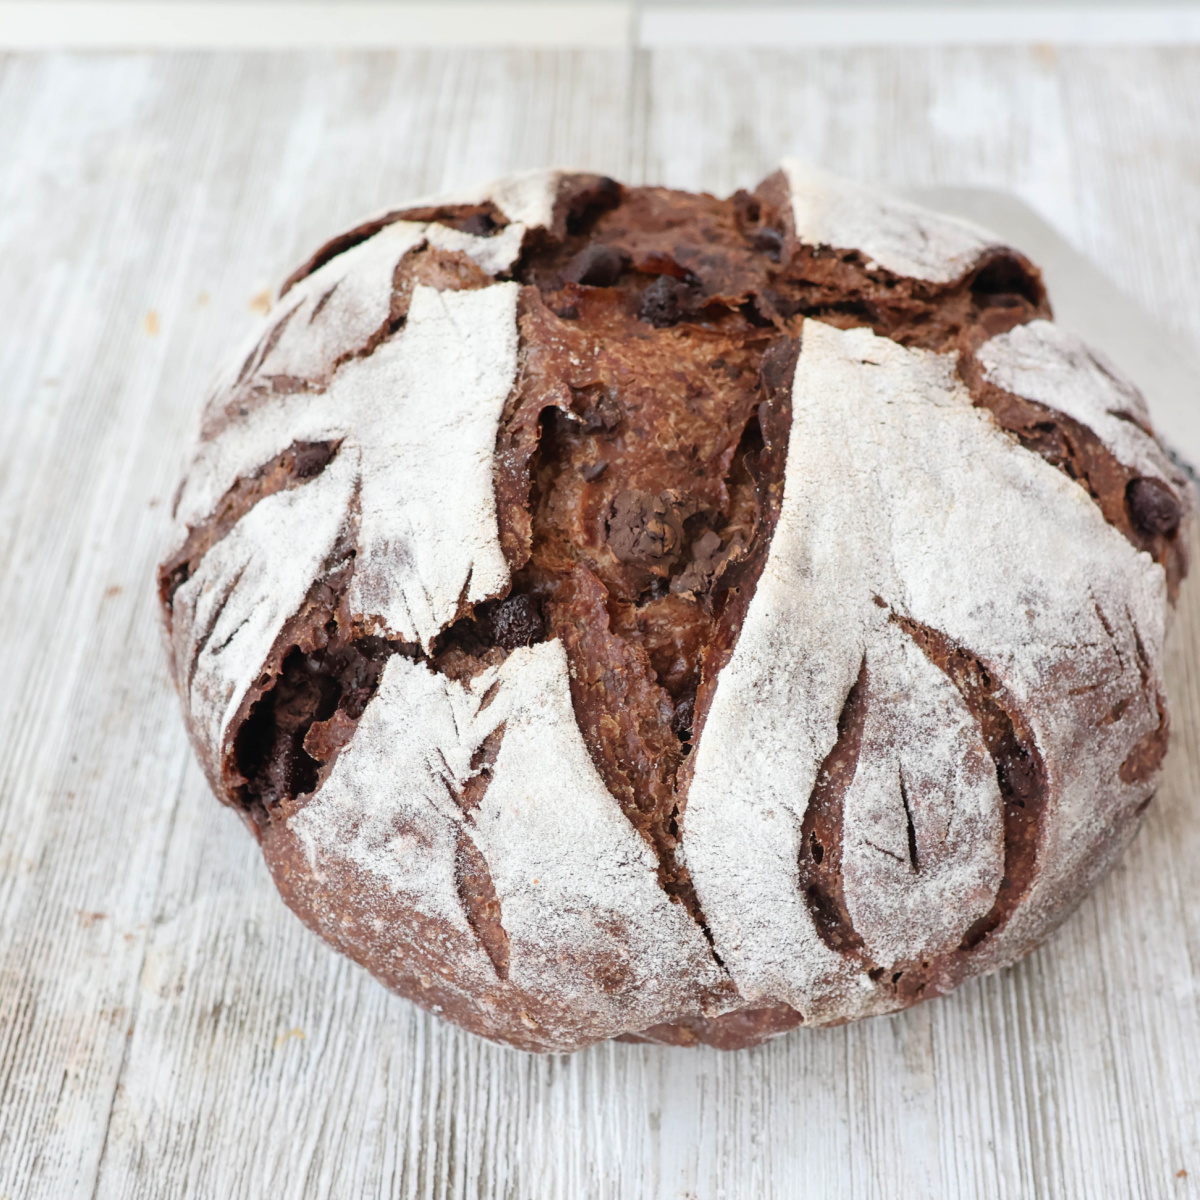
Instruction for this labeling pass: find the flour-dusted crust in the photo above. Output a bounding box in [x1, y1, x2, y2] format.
[169, 447, 359, 778]
[780, 158, 1003, 283]
[279, 641, 725, 1048]
[841, 625, 1003, 967]
[159, 164, 1190, 1053]
[686, 319, 1170, 1020]
[977, 319, 1185, 493]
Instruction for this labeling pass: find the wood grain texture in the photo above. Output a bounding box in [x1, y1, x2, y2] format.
[0, 44, 1198, 1200]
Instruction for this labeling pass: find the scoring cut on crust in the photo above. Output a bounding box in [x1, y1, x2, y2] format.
[159, 163, 1190, 1053]
[686, 319, 1169, 1021]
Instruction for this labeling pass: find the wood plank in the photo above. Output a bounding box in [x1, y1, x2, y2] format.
[0, 43, 1198, 1200]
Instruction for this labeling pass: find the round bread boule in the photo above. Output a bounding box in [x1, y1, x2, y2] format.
[158, 161, 1192, 1052]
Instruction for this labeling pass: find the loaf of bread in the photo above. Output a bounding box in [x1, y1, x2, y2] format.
[158, 162, 1190, 1051]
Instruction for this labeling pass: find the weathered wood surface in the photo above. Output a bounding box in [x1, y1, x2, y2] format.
[1, 45, 1199, 1200]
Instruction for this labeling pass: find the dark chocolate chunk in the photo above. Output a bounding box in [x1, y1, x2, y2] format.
[564, 175, 622, 235]
[458, 212, 499, 237]
[563, 244, 628, 288]
[291, 441, 335, 478]
[731, 188, 762, 227]
[670, 530, 723, 595]
[671, 695, 695, 741]
[581, 459, 608, 482]
[970, 254, 1044, 308]
[753, 227, 785, 262]
[607, 490, 686, 567]
[976, 292, 1026, 310]
[638, 275, 694, 327]
[1127, 477, 1182, 535]
[489, 594, 545, 650]
[579, 389, 622, 432]
[303, 709, 358, 763]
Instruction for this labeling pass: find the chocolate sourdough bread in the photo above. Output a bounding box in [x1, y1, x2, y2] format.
[159, 163, 1190, 1051]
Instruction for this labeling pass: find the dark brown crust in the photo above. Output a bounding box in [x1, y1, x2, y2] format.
[543, 566, 691, 909]
[681, 338, 797, 793]
[164, 169, 1187, 1053]
[1117, 621, 1170, 785]
[455, 829, 511, 981]
[797, 658, 871, 960]
[491, 294, 780, 993]
[617, 1003, 804, 1050]
[261, 815, 587, 1054]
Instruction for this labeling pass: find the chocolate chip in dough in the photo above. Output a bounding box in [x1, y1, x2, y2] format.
[1127, 477, 1182, 536]
[458, 212, 499, 237]
[638, 275, 695, 327]
[607, 490, 686, 568]
[753, 227, 785, 262]
[563, 244, 628, 288]
[488, 594, 546, 650]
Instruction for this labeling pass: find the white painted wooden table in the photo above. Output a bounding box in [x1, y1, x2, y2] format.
[2, 44, 1200, 1200]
